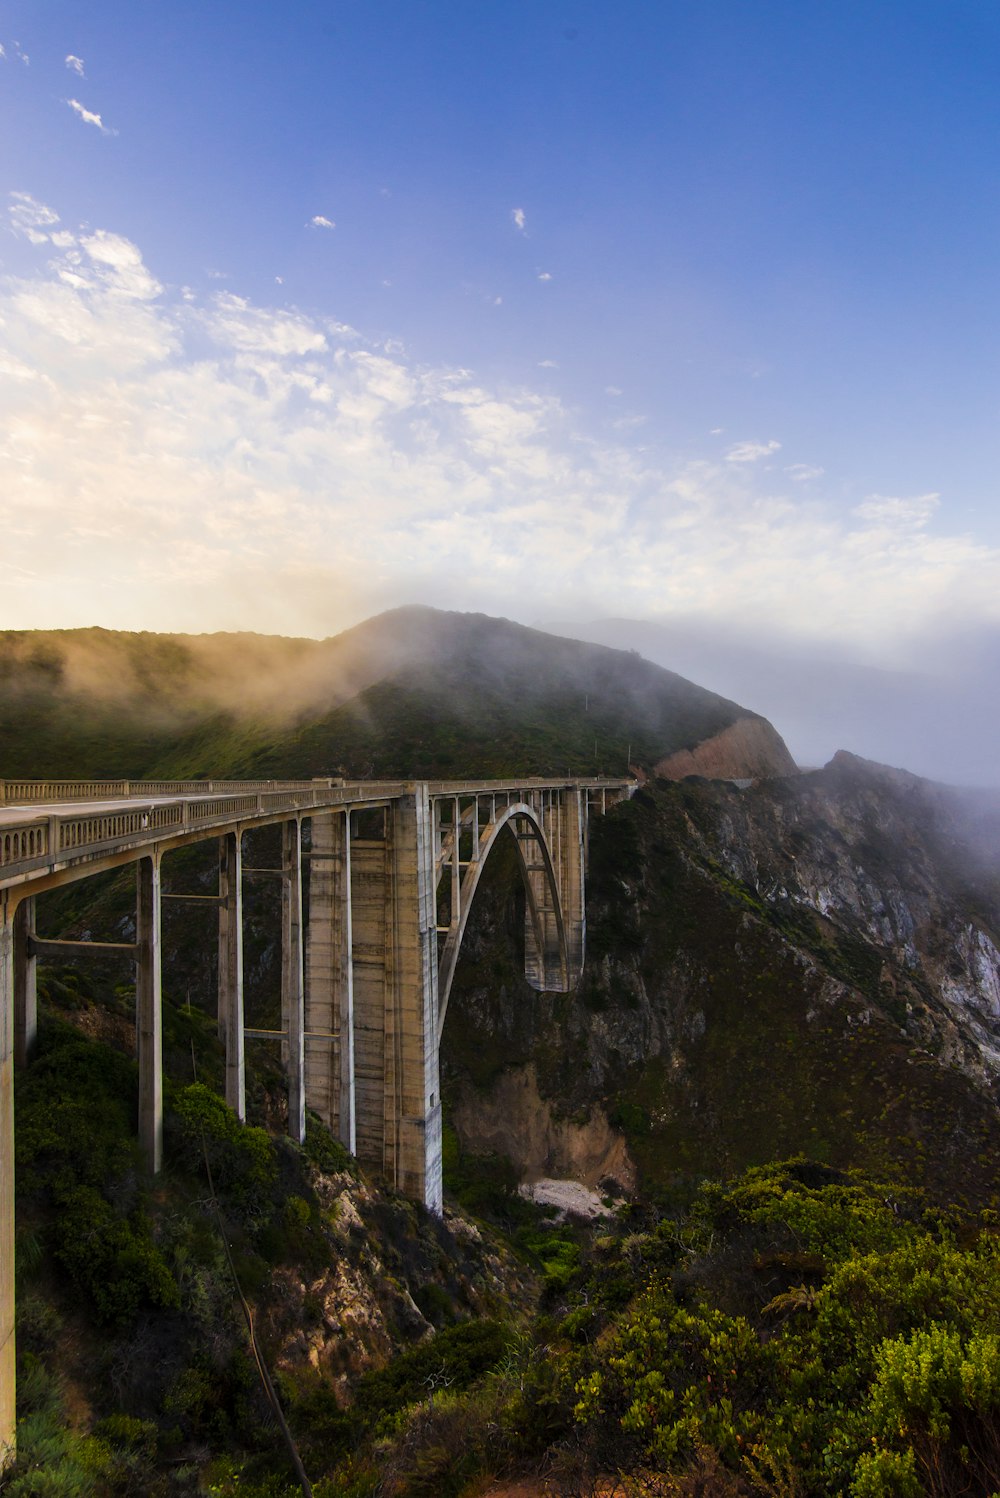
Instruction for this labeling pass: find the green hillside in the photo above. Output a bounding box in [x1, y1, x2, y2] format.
[0, 607, 776, 781]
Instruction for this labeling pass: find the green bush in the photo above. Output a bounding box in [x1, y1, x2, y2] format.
[170, 1082, 277, 1209]
[52, 1184, 178, 1326]
[354, 1319, 509, 1422]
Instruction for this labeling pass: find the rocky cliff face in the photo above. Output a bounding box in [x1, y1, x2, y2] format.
[653, 714, 798, 782]
[441, 753, 1000, 1207]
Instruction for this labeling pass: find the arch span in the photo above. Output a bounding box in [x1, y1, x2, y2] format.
[436, 800, 569, 1042]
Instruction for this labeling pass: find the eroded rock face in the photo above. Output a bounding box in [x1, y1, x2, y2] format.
[452, 1063, 635, 1193]
[265, 1168, 533, 1399]
[654, 715, 798, 782]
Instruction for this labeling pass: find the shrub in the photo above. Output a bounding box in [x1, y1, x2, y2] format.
[170, 1082, 277, 1211]
[52, 1184, 179, 1326]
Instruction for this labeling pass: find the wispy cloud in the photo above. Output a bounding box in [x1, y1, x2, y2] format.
[512, 207, 526, 232]
[726, 438, 781, 463]
[853, 494, 939, 528]
[11, 39, 28, 64]
[9, 192, 61, 245]
[309, 215, 335, 229]
[65, 54, 85, 76]
[786, 463, 824, 482]
[67, 98, 116, 134]
[1, 196, 997, 652]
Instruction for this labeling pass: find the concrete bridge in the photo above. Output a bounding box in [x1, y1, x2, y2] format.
[0, 773, 633, 1465]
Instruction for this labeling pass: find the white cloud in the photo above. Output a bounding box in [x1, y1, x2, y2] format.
[65, 54, 85, 76]
[786, 463, 824, 482]
[538, 271, 552, 282]
[67, 98, 116, 134]
[512, 207, 526, 232]
[12, 40, 28, 64]
[853, 494, 939, 528]
[726, 438, 782, 463]
[2, 199, 998, 653]
[309, 215, 335, 229]
[606, 386, 622, 397]
[0, 44, 6, 59]
[9, 192, 61, 245]
[538, 359, 558, 369]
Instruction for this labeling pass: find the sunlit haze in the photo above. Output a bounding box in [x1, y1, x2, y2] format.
[2, 2, 1000, 780]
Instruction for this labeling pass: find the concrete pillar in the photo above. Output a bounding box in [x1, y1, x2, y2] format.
[350, 794, 442, 1211]
[557, 789, 586, 983]
[1, 895, 16, 1471]
[13, 896, 36, 1068]
[351, 821, 391, 1173]
[387, 791, 442, 1211]
[218, 833, 245, 1121]
[136, 855, 163, 1174]
[305, 812, 355, 1152]
[282, 820, 305, 1144]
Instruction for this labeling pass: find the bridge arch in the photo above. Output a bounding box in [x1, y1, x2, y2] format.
[436, 801, 568, 1042]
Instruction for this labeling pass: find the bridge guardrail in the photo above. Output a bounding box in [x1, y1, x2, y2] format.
[0, 778, 634, 883]
[0, 778, 324, 805]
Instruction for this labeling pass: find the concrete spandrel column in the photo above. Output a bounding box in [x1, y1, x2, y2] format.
[13, 895, 36, 1068]
[218, 832, 245, 1121]
[305, 813, 354, 1152]
[282, 820, 305, 1144]
[136, 855, 163, 1174]
[1, 896, 17, 1471]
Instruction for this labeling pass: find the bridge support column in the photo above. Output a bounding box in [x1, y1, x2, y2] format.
[351, 794, 441, 1211]
[305, 812, 354, 1152]
[282, 820, 305, 1144]
[13, 897, 36, 1069]
[218, 833, 245, 1121]
[555, 789, 586, 983]
[136, 855, 163, 1174]
[390, 791, 442, 1210]
[1, 895, 17, 1471]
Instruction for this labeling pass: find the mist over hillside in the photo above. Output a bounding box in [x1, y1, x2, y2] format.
[0, 607, 794, 782]
[546, 615, 1000, 788]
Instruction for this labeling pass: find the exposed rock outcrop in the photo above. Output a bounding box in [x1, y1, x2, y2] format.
[452, 1063, 635, 1192]
[653, 714, 798, 782]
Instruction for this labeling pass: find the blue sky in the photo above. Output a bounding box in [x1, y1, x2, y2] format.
[2, 2, 1000, 721]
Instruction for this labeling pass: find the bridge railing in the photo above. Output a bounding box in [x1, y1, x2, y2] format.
[0, 778, 635, 884]
[0, 778, 325, 805]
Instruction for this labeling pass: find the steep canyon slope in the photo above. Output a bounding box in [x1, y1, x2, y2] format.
[443, 753, 1000, 1208]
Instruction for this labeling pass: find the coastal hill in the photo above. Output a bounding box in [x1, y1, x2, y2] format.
[0, 606, 796, 782]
